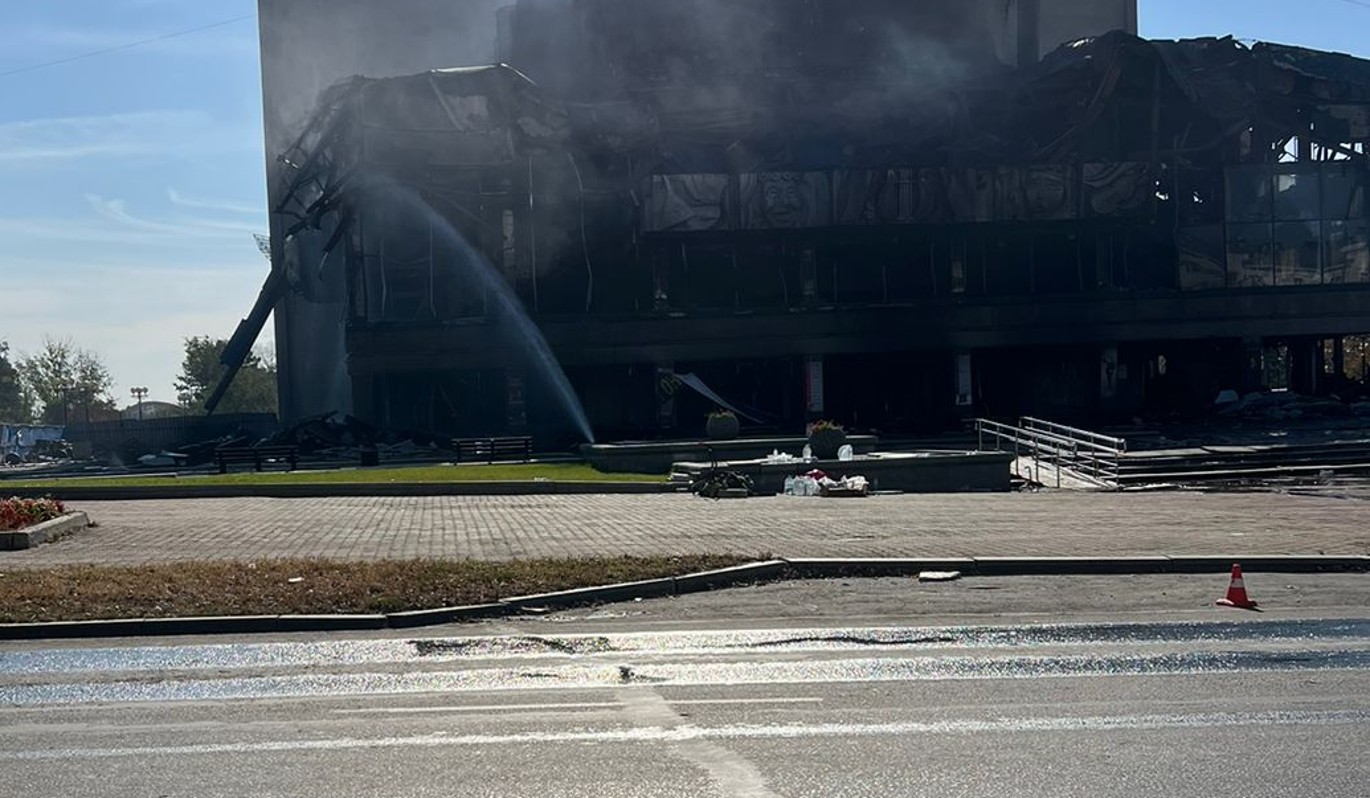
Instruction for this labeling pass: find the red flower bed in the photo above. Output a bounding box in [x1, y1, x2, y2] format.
[0, 497, 66, 531]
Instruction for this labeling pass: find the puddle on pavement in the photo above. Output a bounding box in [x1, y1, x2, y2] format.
[3, 618, 1368, 677]
[4, 647, 1369, 706]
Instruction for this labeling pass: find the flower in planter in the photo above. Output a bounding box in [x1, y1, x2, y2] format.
[806, 419, 844, 436]
[0, 497, 65, 531]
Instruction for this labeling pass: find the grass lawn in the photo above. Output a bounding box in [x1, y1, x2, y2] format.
[0, 462, 664, 490]
[0, 556, 754, 623]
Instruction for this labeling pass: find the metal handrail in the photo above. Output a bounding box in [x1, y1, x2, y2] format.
[975, 418, 1125, 489]
[1020, 417, 1127, 453]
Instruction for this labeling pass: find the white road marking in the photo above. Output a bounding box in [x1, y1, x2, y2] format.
[329, 696, 823, 715]
[1, 710, 1365, 760]
[332, 702, 619, 714]
[619, 688, 783, 798]
[675, 697, 824, 706]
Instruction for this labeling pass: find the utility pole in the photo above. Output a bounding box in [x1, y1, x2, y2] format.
[130, 387, 149, 422]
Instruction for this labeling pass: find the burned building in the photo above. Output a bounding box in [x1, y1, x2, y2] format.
[234, 0, 1369, 443]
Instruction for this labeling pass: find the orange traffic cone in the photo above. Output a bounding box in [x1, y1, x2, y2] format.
[1215, 563, 1259, 610]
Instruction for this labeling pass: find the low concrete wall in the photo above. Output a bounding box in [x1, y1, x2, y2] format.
[1, 482, 679, 502]
[583, 436, 879, 474]
[676, 452, 1015, 494]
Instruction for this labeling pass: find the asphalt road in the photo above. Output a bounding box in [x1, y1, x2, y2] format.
[2, 614, 1368, 797]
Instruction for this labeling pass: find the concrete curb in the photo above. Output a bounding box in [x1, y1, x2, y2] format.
[0, 482, 680, 501]
[784, 558, 977, 578]
[970, 556, 1176, 576]
[502, 577, 678, 611]
[1, 555, 1365, 640]
[0, 512, 91, 551]
[672, 561, 790, 595]
[387, 604, 509, 629]
[786, 556, 1370, 577]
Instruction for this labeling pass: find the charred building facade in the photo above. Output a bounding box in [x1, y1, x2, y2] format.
[245, 0, 1370, 442]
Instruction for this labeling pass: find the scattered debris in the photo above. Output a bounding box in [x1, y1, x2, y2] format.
[137, 452, 189, 468]
[785, 473, 870, 497]
[0, 424, 69, 467]
[268, 411, 454, 458]
[1216, 390, 1356, 422]
[691, 470, 755, 499]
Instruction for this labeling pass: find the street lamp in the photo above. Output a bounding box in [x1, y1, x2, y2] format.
[130, 387, 149, 422]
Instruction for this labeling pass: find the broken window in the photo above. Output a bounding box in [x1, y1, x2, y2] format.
[375, 215, 436, 322]
[1324, 219, 1370, 284]
[1226, 223, 1274, 287]
[1322, 163, 1367, 220]
[1273, 221, 1322, 286]
[1272, 165, 1321, 221]
[1225, 166, 1273, 223]
[1177, 225, 1227, 291]
[1177, 168, 1224, 225]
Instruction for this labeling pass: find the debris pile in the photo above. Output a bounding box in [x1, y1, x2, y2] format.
[690, 469, 755, 499]
[1215, 390, 1366, 421]
[0, 425, 69, 467]
[784, 470, 870, 498]
[264, 412, 455, 459]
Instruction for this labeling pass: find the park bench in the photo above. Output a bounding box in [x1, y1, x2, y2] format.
[453, 436, 533, 464]
[215, 444, 300, 474]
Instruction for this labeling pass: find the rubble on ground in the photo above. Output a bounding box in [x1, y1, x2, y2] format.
[263, 412, 455, 459]
[1215, 389, 1369, 421]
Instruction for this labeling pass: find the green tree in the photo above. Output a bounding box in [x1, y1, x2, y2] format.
[0, 341, 34, 422]
[176, 336, 278, 415]
[17, 337, 117, 424]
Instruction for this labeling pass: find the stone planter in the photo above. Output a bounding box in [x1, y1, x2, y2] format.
[705, 413, 740, 441]
[0, 512, 91, 550]
[807, 427, 847, 460]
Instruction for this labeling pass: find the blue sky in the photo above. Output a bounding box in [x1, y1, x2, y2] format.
[0, 0, 1367, 405]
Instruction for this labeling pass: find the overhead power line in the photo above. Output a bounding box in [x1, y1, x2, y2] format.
[0, 14, 254, 79]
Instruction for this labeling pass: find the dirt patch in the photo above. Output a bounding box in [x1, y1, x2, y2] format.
[0, 555, 753, 623]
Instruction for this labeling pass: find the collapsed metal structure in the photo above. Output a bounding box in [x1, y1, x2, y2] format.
[221, 8, 1370, 441]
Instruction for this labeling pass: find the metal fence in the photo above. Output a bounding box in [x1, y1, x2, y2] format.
[63, 413, 279, 456]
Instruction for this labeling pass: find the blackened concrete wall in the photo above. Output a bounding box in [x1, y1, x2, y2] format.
[257, 0, 1139, 422]
[257, 0, 508, 421]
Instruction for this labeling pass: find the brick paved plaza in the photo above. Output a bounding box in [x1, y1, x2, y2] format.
[1, 491, 1365, 568]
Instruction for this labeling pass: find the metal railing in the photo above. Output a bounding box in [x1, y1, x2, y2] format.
[975, 417, 1126, 489]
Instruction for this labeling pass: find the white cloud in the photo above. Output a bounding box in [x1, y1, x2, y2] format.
[0, 111, 261, 170]
[84, 194, 259, 240]
[168, 188, 266, 216]
[0, 111, 251, 166]
[0, 216, 226, 247]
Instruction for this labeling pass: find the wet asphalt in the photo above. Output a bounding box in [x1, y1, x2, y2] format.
[1, 613, 1368, 796]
